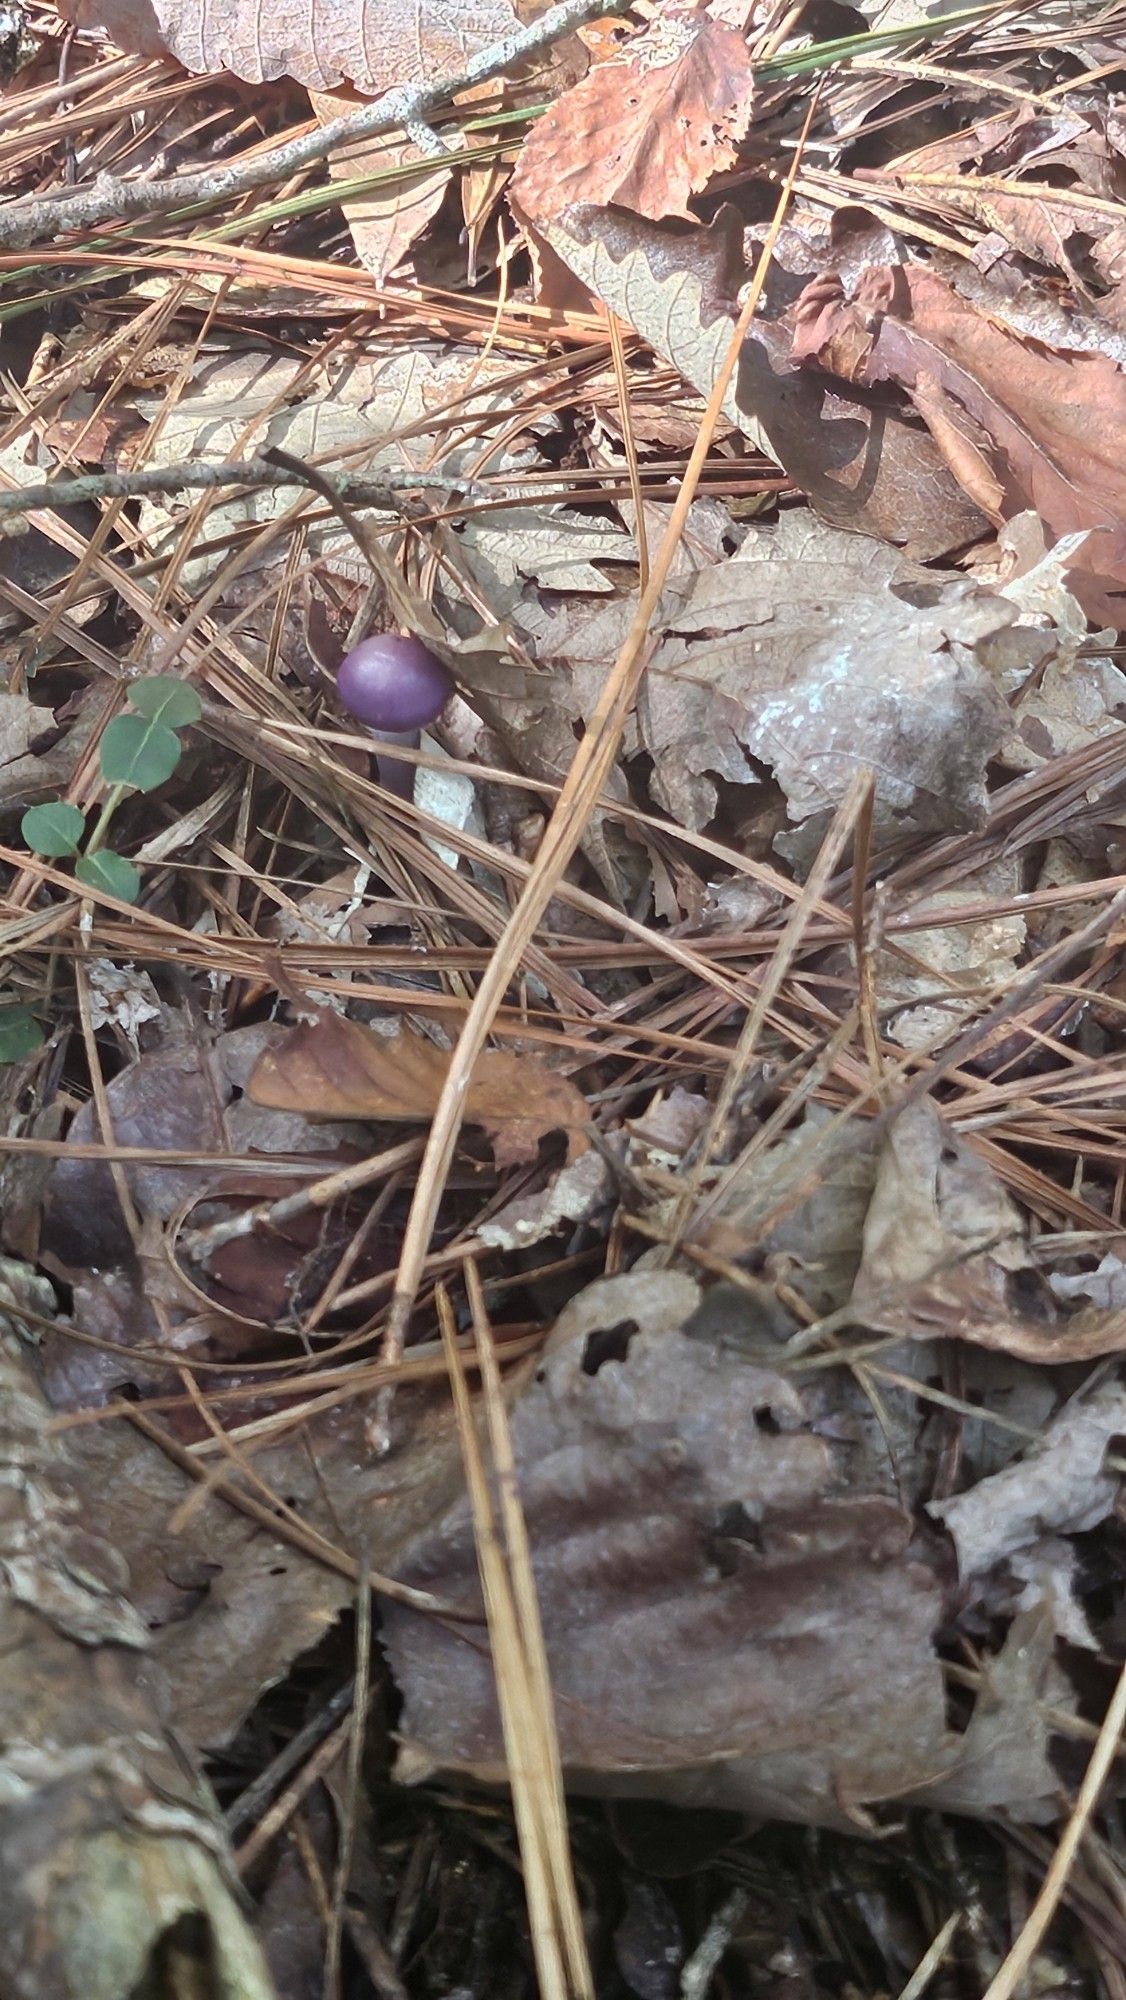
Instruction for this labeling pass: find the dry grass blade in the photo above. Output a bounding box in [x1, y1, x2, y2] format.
[982, 1660, 1126, 2000]
[437, 1280, 592, 2000]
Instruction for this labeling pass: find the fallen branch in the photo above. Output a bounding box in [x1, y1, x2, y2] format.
[0, 455, 479, 523]
[0, 0, 629, 248]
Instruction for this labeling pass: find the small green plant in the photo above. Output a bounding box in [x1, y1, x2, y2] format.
[21, 675, 201, 910]
[6, 676, 202, 1063]
[0, 1004, 45, 1063]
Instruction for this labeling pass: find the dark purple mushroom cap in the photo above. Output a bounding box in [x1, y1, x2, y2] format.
[337, 634, 453, 733]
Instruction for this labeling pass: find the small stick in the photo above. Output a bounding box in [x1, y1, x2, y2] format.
[0, 456, 476, 525]
[0, 0, 630, 248]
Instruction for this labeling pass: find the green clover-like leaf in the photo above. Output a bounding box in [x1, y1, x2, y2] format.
[100, 714, 183, 793]
[0, 1006, 43, 1063]
[126, 676, 202, 730]
[75, 849, 141, 903]
[21, 800, 85, 857]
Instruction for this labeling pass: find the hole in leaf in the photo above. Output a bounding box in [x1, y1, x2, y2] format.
[581, 1319, 639, 1375]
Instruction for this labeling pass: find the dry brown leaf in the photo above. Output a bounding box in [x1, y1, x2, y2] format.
[309, 91, 452, 284]
[532, 202, 987, 557]
[59, 0, 520, 92]
[792, 263, 1126, 625]
[851, 1104, 1126, 1362]
[384, 1272, 953, 1830]
[382, 1269, 1077, 1828]
[61, 1371, 462, 1746]
[511, 6, 755, 225]
[930, 1383, 1126, 1578]
[248, 1010, 590, 1166]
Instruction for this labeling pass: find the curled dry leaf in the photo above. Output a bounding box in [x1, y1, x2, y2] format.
[511, 6, 755, 225]
[930, 1382, 1126, 1578]
[792, 263, 1126, 624]
[248, 1009, 590, 1166]
[59, 0, 520, 92]
[531, 202, 986, 557]
[851, 1104, 1126, 1362]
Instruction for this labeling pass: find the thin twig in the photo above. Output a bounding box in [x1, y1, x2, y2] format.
[679, 1889, 749, 2000]
[0, 457, 476, 524]
[0, 0, 630, 248]
[225, 1680, 356, 1842]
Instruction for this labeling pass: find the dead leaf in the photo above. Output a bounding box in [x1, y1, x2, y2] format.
[849, 1104, 1126, 1361]
[383, 1272, 953, 1830]
[382, 1269, 1084, 1827]
[616, 511, 1016, 834]
[248, 1010, 590, 1166]
[59, 0, 520, 92]
[872, 859, 1026, 1052]
[696, 1103, 879, 1314]
[62, 1373, 462, 1746]
[792, 263, 1126, 624]
[530, 202, 986, 558]
[310, 91, 452, 284]
[511, 6, 755, 225]
[479, 1147, 612, 1249]
[930, 1383, 1126, 1577]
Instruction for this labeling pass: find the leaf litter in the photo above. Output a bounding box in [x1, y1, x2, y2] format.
[2, 0, 1126, 1993]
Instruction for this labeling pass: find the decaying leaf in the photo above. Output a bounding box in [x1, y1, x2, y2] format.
[383, 1269, 1081, 1828]
[792, 263, 1126, 623]
[62, 1376, 462, 1747]
[479, 1147, 613, 1249]
[850, 1104, 1126, 1361]
[531, 203, 987, 557]
[384, 1271, 952, 1829]
[248, 1009, 590, 1166]
[611, 512, 1017, 834]
[511, 7, 755, 225]
[873, 861, 1026, 1052]
[695, 1102, 879, 1314]
[59, 0, 520, 93]
[309, 93, 453, 285]
[930, 1382, 1126, 1578]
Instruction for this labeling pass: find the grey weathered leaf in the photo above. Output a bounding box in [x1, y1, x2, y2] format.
[930, 1383, 1126, 1576]
[60, 0, 519, 93]
[382, 1268, 1084, 1827]
[625, 513, 1017, 834]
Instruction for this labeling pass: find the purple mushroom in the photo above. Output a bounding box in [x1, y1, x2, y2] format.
[336, 634, 454, 799]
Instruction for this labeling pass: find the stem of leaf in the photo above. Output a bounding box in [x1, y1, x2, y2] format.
[85, 784, 126, 855]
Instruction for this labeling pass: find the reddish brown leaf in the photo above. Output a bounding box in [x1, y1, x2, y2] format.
[792, 263, 1126, 624]
[511, 5, 755, 225]
[248, 1011, 589, 1166]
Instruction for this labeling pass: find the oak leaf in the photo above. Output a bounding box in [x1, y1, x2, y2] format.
[511, 5, 755, 225]
[247, 1010, 589, 1166]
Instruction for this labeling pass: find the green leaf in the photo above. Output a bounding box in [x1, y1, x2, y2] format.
[0, 1006, 43, 1062]
[75, 849, 141, 903]
[100, 714, 183, 793]
[126, 676, 202, 729]
[21, 800, 85, 857]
